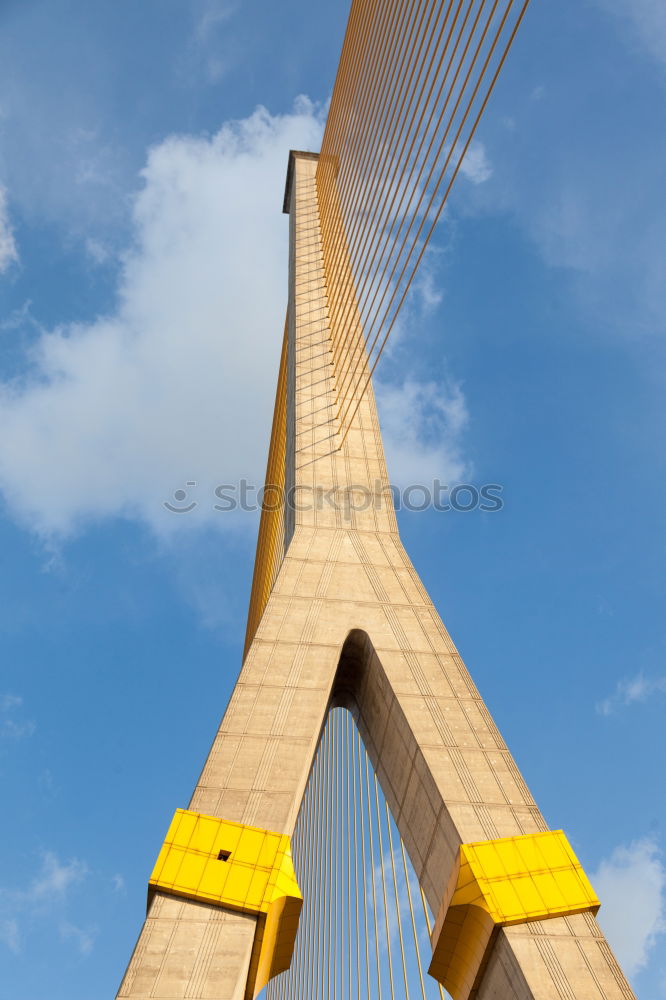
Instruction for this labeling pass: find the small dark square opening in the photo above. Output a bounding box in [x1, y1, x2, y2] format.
[217, 850, 231, 862]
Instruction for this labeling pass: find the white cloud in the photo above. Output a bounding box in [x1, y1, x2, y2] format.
[376, 377, 470, 487]
[596, 0, 666, 68]
[111, 874, 126, 893]
[28, 852, 88, 900]
[592, 836, 666, 977]
[0, 100, 324, 539]
[178, 0, 240, 86]
[2, 107, 130, 240]
[193, 0, 236, 43]
[459, 141, 492, 185]
[0, 851, 91, 957]
[60, 919, 96, 956]
[0, 186, 18, 273]
[84, 237, 111, 266]
[186, 0, 239, 84]
[0, 919, 20, 954]
[407, 244, 448, 315]
[597, 672, 666, 715]
[0, 694, 21, 711]
[0, 693, 35, 740]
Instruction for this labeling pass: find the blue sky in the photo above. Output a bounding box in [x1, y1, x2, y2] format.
[0, 0, 664, 997]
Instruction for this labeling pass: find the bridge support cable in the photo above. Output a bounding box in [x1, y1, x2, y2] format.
[264, 707, 444, 1000]
[315, 0, 533, 446]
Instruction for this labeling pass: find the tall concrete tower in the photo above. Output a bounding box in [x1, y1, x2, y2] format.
[116, 151, 635, 1000]
[116, 1, 636, 996]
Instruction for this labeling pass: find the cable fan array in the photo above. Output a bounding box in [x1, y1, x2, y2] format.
[264, 708, 445, 1000]
[316, 0, 532, 445]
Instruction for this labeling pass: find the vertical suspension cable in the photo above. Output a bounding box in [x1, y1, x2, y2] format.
[356, 725, 372, 999]
[334, 708, 341, 1000]
[345, 711, 353, 1000]
[420, 885, 446, 1000]
[364, 750, 383, 997]
[327, 717, 335, 1000]
[289, 767, 307, 998]
[350, 719, 362, 1000]
[373, 771, 396, 999]
[297, 727, 318, 998]
[315, 723, 328, 998]
[385, 800, 412, 1000]
[266, 708, 451, 1000]
[400, 838, 428, 1000]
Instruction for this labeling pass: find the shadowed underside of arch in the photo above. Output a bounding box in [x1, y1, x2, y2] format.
[116, 152, 634, 1000]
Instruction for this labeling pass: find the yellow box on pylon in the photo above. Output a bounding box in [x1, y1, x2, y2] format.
[149, 809, 302, 998]
[429, 830, 600, 1000]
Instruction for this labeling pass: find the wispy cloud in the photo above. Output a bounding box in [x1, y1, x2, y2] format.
[111, 874, 126, 894]
[0, 919, 20, 954]
[0, 186, 19, 274]
[461, 27, 666, 342]
[84, 237, 111, 266]
[592, 836, 666, 977]
[193, 0, 236, 43]
[59, 919, 96, 956]
[0, 851, 92, 957]
[597, 672, 666, 716]
[459, 140, 493, 185]
[596, 0, 666, 69]
[27, 852, 88, 901]
[0, 694, 35, 740]
[186, 0, 239, 84]
[376, 377, 470, 488]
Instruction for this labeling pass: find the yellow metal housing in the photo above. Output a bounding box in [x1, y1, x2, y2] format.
[149, 809, 302, 998]
[429, 830, 600, 1000]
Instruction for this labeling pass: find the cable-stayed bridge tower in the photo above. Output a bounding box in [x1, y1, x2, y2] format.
[117, 2, 635, 998]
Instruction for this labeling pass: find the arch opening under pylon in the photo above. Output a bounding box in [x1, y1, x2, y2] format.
[264, 701, 445, 1000]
